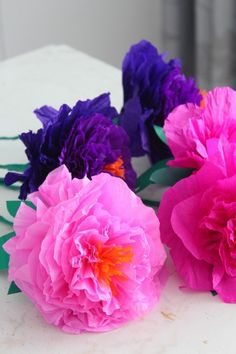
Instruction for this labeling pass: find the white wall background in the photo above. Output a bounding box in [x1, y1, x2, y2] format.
[0, 0, 164, 67]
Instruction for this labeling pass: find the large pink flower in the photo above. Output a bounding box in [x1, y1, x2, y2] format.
[158, 152, 236, 303]
[4, 165, 166, 333]
[164, 87, 236, 169]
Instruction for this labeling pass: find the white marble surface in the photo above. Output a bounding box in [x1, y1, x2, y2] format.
[0, 46, 235, 354]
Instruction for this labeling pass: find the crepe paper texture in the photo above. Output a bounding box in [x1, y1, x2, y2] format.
[158, 147, 236, 303]
[119, 39, 202, 162]
[3, 165, 166, 333]
[4, 93, 136, 200]
[164, 87, 236, 170]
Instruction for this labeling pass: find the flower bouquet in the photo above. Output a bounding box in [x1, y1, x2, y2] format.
[1, 40, 235, 334]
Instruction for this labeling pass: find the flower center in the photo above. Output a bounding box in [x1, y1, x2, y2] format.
[93, 242, 133, 295]
[199, 89, 207, 108]
[103, 157, 125, 179]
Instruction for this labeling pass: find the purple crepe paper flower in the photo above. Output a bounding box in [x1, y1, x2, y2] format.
[119, 40, 202, 162]
[5, 93, 136, 199]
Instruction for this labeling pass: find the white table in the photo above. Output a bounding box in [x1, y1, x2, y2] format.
[0, 46, 234, 354]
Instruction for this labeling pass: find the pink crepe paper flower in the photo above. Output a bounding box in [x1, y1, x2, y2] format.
[158, 146, 236, 303]
[164, 87, 236, 169]
[4, 165, 166, 333]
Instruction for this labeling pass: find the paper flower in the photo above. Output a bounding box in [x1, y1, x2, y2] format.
[4, 165, 166, 333]
[164, 87, 236, 169]
[5, 93, 136, 199]
[158, 149, 236, 303]
[119, 40, 202, 161]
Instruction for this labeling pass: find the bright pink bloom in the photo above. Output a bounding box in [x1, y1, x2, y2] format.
[164, 87, 236, 169]
[158, 152, 236, 303]
[4, 165, 166, 333]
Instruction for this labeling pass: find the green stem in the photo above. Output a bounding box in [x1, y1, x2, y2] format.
[0, 136, 19, 140]
[0, 163, 28, 172]
[0, 178, 20, 191]
[0, 215, 13, 226]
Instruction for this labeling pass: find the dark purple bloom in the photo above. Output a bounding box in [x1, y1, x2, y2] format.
[5, 93, 136, 199]
[160, 67, 201, 126]
[120, 40, 202, 162]
[119, 96, 151, 157]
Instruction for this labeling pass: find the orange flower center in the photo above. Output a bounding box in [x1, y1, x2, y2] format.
[199, 89, 207, 108]
[103, 157, 125, 179]
[93, 243, 133, 295]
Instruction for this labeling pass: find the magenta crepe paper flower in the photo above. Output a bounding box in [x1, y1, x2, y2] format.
[164, 87, 236, 169]
[4, 165, 166, 333]
[158, 147, 236, 303]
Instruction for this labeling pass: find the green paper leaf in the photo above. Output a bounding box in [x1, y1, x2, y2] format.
[135, 159, 172, 193]
[153, 125, 167, 145]
[8, 281, 21, 295]
[150, 167, 193, 186]
[6, 201, 21, 218]
[25, 200, 36, 210]
[211, 290, 217, 297]
[0, 136, 19, 140]
[0, 232, 15, 270]
[142, 199, 160, 208]
[6, 200, 36, 218]
[0, 215, 13, 226]
[0, 163, 28, 172]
